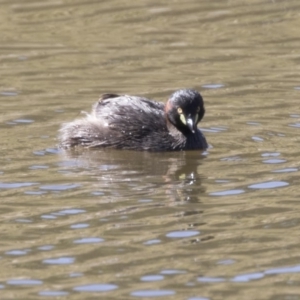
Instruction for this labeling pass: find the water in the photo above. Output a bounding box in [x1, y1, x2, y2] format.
[1, 0, 300, 299]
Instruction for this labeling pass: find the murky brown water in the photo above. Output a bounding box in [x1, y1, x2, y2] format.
[1, 0, 300, 299]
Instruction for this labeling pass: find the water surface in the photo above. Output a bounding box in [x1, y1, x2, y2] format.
[1, 0, 300, 299]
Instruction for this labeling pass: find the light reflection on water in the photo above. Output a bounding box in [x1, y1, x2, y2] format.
[73, 283, 118, 292]
[198, 264, 300, 283]
[0, 0, 300, 299]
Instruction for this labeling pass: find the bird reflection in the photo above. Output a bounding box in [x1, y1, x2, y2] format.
[58, 149, 207, 203]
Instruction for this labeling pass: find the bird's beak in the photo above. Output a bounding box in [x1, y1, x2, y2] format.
[186, 117, 195, 134]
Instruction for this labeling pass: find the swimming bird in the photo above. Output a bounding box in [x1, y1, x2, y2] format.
[59, 89, 207, 151]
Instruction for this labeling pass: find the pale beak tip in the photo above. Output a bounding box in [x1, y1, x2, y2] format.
[186, 118, 195, 134]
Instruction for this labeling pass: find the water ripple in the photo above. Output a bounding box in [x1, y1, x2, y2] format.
[160, 269, 186, 275]
[73, 237, 104, 244]
[144, 239, 161, 245]
[56, 209, 86, 215]
[73, 283, 118, 292]
[197, 263, 300, 284]
[7, 279, 42, 286]
[231, 272, 264, 282]
[210, 189, 245, 196]
[252, 136, 264, 142]
[12, 119, 34, 124]
[197, 277, 225, 283]
[265, 263, 300, 274]
[262, 159, 286, 164]
[166, 230, 199, 238]
[273, 168, 298, 173]
[140, 275, 164, 282]
[70, 223, 89, 229]
[202, 84, 224, 89]
[0, 182, 37, 189]
[131, 290, 175, 297]
[248, 181, 289, 189]
[5, 249, 29, 256]
[0, 91, 19, 96]
[39, 184, 80, 191]
[39, 291, 69, 297]
[43, 257, 75, 265]
[261, 152, 280, 157]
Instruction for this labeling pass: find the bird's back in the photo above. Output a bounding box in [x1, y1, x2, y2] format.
[59, 94, 174, 150]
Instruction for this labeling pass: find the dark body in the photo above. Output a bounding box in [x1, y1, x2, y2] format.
[59, 90, 208, 151]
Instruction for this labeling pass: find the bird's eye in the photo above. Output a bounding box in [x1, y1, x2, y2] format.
[196, 106, 200, 113]
[177, 107, 183, 114]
